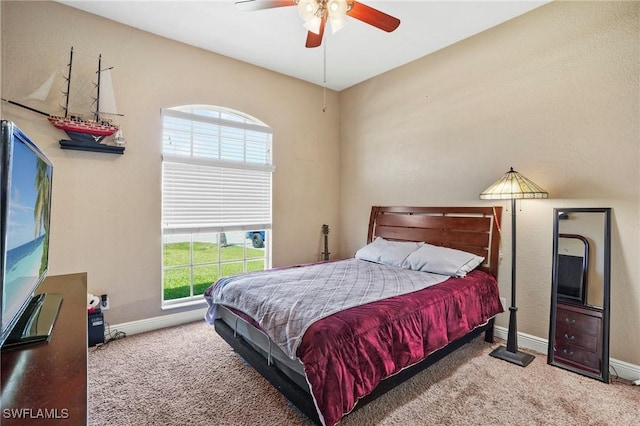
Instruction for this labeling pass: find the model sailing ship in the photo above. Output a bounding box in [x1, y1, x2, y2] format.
[2, 47, 126, 153]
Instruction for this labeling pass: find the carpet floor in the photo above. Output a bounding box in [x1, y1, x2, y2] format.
[88, 321, 639, 425]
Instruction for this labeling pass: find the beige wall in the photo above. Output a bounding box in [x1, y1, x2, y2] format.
[340, 1, 639, 365]
[1, 1, 340, 323]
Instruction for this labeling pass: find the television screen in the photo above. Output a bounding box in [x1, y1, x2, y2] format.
[557, 254, 585, 304]
[0, 120, 54, 347]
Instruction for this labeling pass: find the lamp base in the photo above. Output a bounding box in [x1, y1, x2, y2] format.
[489, 345, 535, 367]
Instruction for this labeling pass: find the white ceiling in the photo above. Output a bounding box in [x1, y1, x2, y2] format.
[58, 1, 549, 91]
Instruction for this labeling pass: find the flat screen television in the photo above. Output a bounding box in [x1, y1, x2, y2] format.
[557, 253, 587, 305]
[0, 120, 61, 349]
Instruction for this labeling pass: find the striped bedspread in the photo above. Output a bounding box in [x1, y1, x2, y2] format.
[205, 259, 449, 359]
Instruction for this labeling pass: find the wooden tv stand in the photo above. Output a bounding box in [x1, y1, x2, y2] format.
[1, 273, 88, 425]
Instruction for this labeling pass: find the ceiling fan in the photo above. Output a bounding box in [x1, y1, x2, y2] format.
[235, 0, 401, 48]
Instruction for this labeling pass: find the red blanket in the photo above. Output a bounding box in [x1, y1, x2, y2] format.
[297, 269, 503, 426]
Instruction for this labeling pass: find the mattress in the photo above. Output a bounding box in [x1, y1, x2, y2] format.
[207, 264, 503, 426]
[216, 304, 308, 390]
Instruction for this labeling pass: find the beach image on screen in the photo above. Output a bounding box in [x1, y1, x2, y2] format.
[1, 139, 51, 328]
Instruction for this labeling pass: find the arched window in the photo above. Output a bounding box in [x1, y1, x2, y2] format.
[161, 105, 273, 306]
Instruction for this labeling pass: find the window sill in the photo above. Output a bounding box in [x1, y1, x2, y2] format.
[161, 297, 207, 311]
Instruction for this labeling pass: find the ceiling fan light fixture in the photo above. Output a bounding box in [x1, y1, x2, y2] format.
[328, 0, 348, 33]
[303, 15, 323, 34]
[327, 0, 349, 17]
[329, 17, 346, 33]
[297, 0, 320, 22]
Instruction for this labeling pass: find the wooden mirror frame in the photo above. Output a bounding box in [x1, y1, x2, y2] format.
[548, 208, 611, 383]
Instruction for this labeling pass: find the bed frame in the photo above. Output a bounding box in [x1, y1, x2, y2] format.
[215, 206, 502, 424]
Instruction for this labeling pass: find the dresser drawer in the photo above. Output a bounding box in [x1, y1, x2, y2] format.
[556, 306, 601, 336]
[554, 344, 600, 371]
[555, 324, 598, 352]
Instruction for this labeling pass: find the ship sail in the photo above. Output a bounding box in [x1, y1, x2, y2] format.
[97, 68, 119, 118]
[26, 72, 57, 102]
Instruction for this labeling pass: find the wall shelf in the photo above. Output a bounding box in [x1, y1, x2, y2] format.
[59, 139, 125, 154]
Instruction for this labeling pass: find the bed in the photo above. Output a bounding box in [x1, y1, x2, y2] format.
[205, 206, 503, 426]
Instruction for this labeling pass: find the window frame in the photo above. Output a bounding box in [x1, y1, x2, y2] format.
[161, 105, 273, 308]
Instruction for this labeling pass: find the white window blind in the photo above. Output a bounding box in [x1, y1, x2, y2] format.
[162, 157, 272, 232]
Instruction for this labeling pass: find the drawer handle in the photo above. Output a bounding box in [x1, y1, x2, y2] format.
[564, 318, 576, 325]
[563, 349, 574, 356]
[564, 333, 576, 340]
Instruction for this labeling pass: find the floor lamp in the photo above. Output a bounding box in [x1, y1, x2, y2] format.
[480, 167, 548, 367]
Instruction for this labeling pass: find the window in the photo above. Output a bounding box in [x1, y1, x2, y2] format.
[161, 105, 273, 306]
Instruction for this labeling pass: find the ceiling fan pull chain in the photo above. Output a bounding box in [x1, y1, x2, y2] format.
[322, 39, 327, 112]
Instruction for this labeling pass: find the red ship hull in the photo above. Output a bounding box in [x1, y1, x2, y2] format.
[47, 116, 118, 137]
[47, 116, 119, 144]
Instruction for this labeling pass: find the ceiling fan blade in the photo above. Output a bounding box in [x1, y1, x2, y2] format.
[234, 0, 294, 12]
[305, 17, 326, 48]
[347, 1, 400, 32]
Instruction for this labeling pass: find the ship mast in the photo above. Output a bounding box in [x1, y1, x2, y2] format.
[95, 54, 102, 123]
[63, 47, 73, 118]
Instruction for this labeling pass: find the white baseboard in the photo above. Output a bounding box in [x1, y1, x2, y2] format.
[106, 308, 207, 338]
[494, 325, 640, 382]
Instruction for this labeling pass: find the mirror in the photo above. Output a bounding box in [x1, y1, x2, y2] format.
[548, 208, 611, 383]
[557, 234, 589, 305]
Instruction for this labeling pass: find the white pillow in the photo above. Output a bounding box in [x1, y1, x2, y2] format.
[355, 237, 423, 267]
[402, 243, 485, 277]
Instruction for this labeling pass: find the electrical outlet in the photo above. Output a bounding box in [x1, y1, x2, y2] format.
[500, 297, 507, 310]
[100, 294, 110, 311]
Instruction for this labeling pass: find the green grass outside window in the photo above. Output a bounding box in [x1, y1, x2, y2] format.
[163, 242, 265, 300]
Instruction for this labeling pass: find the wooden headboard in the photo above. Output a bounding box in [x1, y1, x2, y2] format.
[367, 206, 503, 279]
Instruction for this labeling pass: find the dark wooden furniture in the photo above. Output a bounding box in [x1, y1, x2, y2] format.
[553, 302, 603, 374]
[366, 206, 502, 278]
[214, 206, 502, 424]
[1, 273, 88, 425]
[548, 208, 611, 383]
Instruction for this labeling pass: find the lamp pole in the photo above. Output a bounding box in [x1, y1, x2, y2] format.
[506, 197, 519, 354]
[488, 197, 535, 366]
